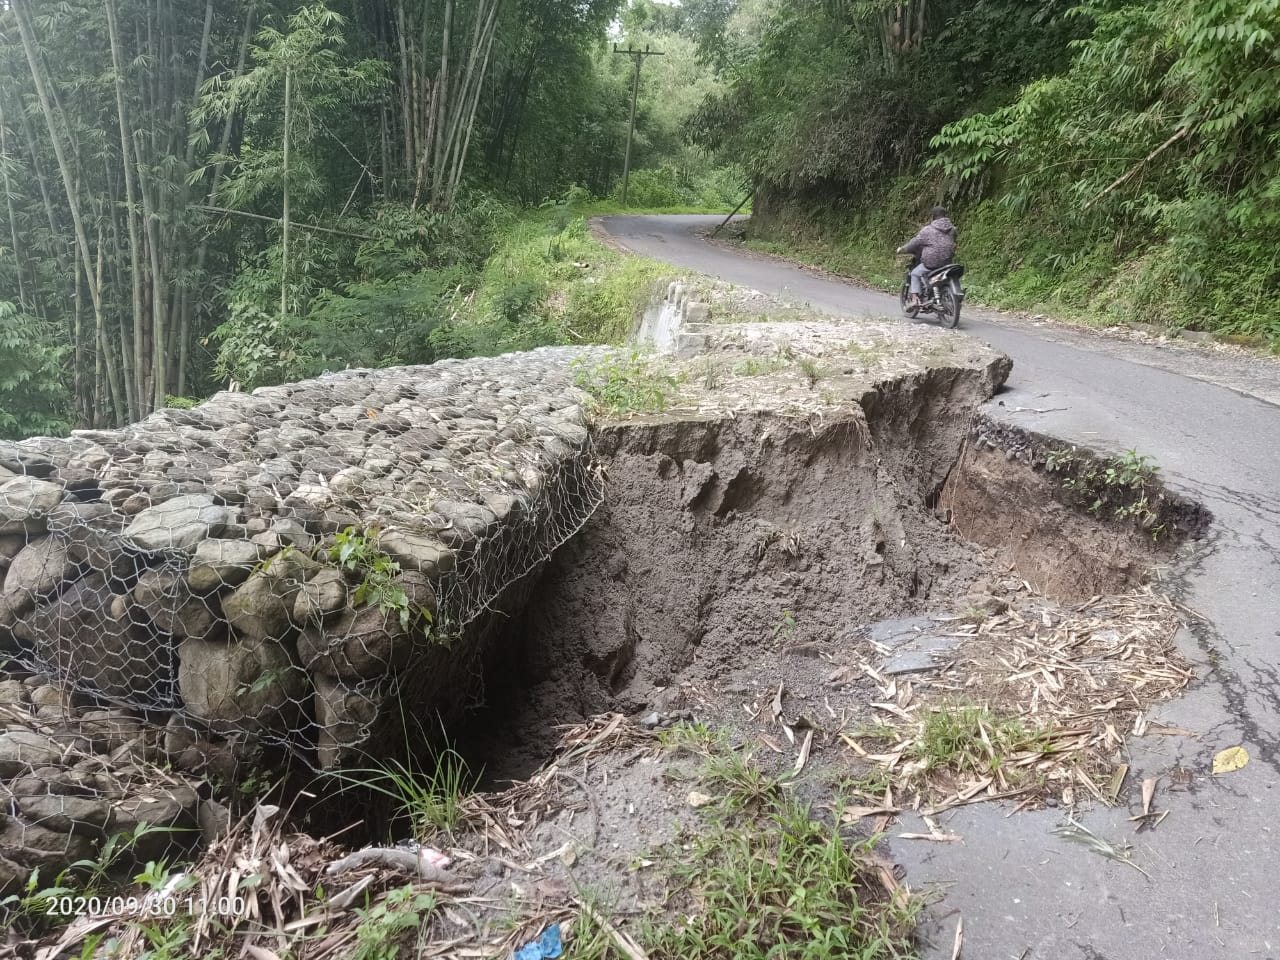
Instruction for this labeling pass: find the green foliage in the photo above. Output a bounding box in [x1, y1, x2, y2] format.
[647, 789, 916, 958]
[328, 527, 433, 634]
[697, 0, 1080, 204]
[773, 610, 798, 640]
[795, 357, 826, 385]
[733, 355, 788, 377]
[1046, 446, 1167, 536]
[908, 703, 1042, 779]
[326, 749, 474, 840]
[430, 212, 670, 357]
[0, 823, 174, 936]
[708, 0, 1280, 342]
[211, 197, 518, 389]
[926, 0, 1280, 338]
[572, 350, 680, 415]
[352, 884, 438, 960]
[658, 721, 731, 756]
[0, 302, 71, 439]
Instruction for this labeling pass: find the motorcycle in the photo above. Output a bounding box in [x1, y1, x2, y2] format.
[899, 258, 965, 328]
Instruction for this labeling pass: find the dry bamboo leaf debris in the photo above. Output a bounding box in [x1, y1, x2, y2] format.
[59, 714, 647, 960]
[1052, 818, 1150, 879]
[840, 590, 1193, 809]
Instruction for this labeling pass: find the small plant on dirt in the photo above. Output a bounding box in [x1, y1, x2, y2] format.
[1045, 446, 1166, 538]
[352, 883, 438, 960]
[795, 356, 826, 385]
[733, 355, 787, 377]
[846, 339, 886, 365]
[572, 350, 680, 415]
[1106, 449, 1158, 487]
[1043, 446, 1077, 472]
[326, 748, 474, 839]
[328, 526, 434, 634]
[700, 358, 724, 390]
[659, 721, 730, 757]
[909, 703, 1042, 780]
[846, 720, 902, 745]
[773, 610, 798, 641]
[703, 752, 786, 812]
[833, 765, 896, 800]
[647, 794, 916, 959]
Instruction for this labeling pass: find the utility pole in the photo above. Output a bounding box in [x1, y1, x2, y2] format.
[613, 43, 663, 206]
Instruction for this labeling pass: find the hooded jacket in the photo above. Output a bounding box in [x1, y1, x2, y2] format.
[900, 217, 957, 270]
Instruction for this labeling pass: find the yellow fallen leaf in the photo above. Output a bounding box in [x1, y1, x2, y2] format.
[1212, 746, 1249, 774]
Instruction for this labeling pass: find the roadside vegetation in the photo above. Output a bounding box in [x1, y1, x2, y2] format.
[0, 0, 745, 439]
[697, 0, 1280, 349]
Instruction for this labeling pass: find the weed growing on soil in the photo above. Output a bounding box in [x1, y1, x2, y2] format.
[733, 355, 788, 377]
[703, 752, 786, 813]
[909, 703, 1045, 781]
[572, 351, 680, 415]
[325, 749, 473, 839]
[699, 358, 725, 390]
[352, 884, 438, 960]
[647, 791, 915, 959]
[847, 340, 892, 369]
[773, 610, 798, 640]
[1044, 446, 1168, 539]
[796, 356, 827, 385]
[659, 721, 730, 756]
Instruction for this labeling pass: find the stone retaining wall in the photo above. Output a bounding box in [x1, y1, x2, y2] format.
[0, 350, 603, 769]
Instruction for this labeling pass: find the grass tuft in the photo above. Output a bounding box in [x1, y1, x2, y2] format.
[909, 703, 1044, 781]
[647, 791, 916, 959]
[324, 748, 474, 839]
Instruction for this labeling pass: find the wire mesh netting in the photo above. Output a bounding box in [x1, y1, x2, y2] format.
[0, 348, 604, 774]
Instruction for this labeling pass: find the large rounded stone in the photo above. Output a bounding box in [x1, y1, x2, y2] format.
[131, 568, 223, 640]
[124, 494, 233, 552]
[0, 476, 65, 534]
[2, 537, 78, 613]
[297, 605, 412, 680]
[0, 535, 25, 561]
[14, 792, 114, 838]
[110, 785, 199, 859]
[15, 574, 171, 702]
[178, 635, 306, 733]
[222, 576, 291, 644]
[375, 528, 455, 576]
[313, 673, 382, 769]
[0, 731, 66, 777]
[0, 820, 97, 881]
[187, 537, 270, 593]
[293, 567, 349, 625]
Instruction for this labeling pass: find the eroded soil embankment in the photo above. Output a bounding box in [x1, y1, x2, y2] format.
[464, 363, 1206, 776]
[941, 415, 1210, 599]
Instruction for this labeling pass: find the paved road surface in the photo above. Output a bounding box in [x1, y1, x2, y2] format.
[600, 215, 1280, 960]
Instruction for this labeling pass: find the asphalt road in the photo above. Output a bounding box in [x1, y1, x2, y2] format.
[600, 215, 1280, 960]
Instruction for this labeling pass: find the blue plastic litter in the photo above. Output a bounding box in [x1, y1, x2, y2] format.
[513, 923, 562, 960]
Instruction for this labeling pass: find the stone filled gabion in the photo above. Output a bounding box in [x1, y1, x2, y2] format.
[0, 348, 604, 768]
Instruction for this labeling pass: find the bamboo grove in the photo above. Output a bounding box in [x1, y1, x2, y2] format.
[0, 0, 630, 434]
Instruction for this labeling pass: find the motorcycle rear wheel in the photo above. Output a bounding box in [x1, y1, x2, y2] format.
[939, 287, 961, 328]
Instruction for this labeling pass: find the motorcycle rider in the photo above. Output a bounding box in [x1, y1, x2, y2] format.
[897, 206, 956, 307]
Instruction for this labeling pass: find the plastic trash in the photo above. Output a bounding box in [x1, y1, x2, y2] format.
[513, 923, 563, 960]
